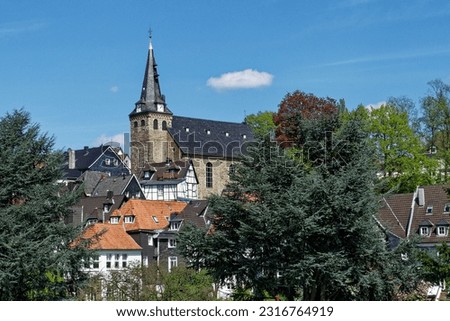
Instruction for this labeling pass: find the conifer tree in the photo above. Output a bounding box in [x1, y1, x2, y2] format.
[0, 109, 90, 300]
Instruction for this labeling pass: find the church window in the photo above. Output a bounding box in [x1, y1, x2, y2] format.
[141, 119, 146, 126]
[162, 121, 167, 130]
[133, 121, 138, 128]
[153, 119, 158, 130]
[206, 162, 213, 188]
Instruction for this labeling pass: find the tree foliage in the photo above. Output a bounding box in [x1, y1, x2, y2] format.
[367, 103, 437, 193]
[79, 263, 216, 301]
[244, 111, 276, 140]
[0, 109, 90, 300]
[273, 90, 339, 148]
[179, 98, 421, 300]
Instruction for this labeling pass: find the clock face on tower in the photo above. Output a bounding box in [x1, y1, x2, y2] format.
[157, 104, 164, 112]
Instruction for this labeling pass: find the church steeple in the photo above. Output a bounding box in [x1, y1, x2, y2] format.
[131, 33, 171, 115]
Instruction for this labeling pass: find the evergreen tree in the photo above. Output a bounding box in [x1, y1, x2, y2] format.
[179, 105, 422, 300]
[0, 109, 90, 300]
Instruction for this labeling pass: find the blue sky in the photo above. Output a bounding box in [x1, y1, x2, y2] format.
[1, 0, 450, 150]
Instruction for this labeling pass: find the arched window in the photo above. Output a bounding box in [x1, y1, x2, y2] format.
[162, 120, 167, 130]
[140, 119, 146, 126]
[153, 119, 158, 130]
[206, 162, 213, 188]
[133, 121, 138, 128]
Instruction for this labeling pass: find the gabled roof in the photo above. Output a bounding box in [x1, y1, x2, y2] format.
[378, 193, 413, 240]
[81, 223, 142, 251]
[168, 116, 254, 159]
[68, 195, 126, 225]
[138, 159, 197, 184]
[92, 174, 142, 197]
[171, 200, 210, 230]
[377, 185, 450, 246]
[111, 199, 188, 232]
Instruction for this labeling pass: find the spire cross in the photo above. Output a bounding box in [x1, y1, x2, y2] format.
[148, 28, 152, 40]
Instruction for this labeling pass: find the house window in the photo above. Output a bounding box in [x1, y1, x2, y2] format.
[110, 216, 119, 224]
[445, 204, 450, 213]
[115, 254, 120, 268]
[426, 206, 433, 214]
[141, 119, 146, 126]
[206, 162, 213, 188]
[124, 216, 135, 224]
[105, 158, 111, 166]
[168, 256, 178, 272]
[152, 216, 159, 223]
[437, 226, 448, 236]
[153, 119, 158, 130]
[420, 227, 430, 236]
[170, 221, 181, 231]
[92, 255, 100, 269]
[113, 159, 119, 166]
[133, 121, 138, 128]
[144, 171, 151, 179]
[162, 121, 167, 130]
[106, 254, 112, 269]
[122, 254, 128, 268]
[168, 238, 177, 248]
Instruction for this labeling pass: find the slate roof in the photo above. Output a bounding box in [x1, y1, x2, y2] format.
[68, 195, 126, 225]
[378, 193, 413, 240]
[91, 174, 141, 197]
[138, 159, 196, 184]
[81, 223, 142, 251]
[168, 116, 254, 159]
[171, 200, 210, 229]
[111, 199, 188, 232]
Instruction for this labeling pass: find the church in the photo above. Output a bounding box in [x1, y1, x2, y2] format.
[129, 37, 254, 199]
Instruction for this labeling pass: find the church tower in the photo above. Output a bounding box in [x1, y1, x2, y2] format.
[129, 35, 174, 174]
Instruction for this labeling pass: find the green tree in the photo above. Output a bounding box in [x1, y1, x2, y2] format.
[84, 263, 216, 301]
[419, 242, 450, 291]
[0, 109, 90, 300]
[179, 111, 421, 300]
[368, 103, 437, 193]
[420, 79, 450, 182]
[244, 111, 276, 140]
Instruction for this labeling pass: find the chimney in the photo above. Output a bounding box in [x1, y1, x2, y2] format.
[417, 187, 425, 206]
[68, 148, 75, 169]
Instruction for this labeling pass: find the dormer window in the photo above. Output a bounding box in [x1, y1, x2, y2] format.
[170, 221, 181, 231]
[242, 134, 247, 139]
[124, 215, 135, 224]
[444, 204, 450, 213]
[185, 127, 189, 132]
[426, 206, 433, 214]
[420, 226, 430, 236]
[206, 129, 211, 135]
[152, 216, 159, 223]
[110, 216, 120, 224]
[144, 171, 151, 180]
[225, 132, 229, 137]
[103, 203, 111, 213]
[437, 226, 448, 236]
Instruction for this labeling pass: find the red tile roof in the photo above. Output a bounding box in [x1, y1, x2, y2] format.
[82, 223, 142, 250]
[110, 199, 188, 232]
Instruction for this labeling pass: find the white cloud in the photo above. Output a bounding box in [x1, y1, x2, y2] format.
[110, 85, 119, 93]
[207, 69, 273, 90]
[93, 133, 124, 148]
[0, 20, 46, 38]
[365, 101, 386, 111]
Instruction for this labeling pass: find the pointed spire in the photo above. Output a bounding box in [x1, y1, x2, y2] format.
[134, 31, 169, 114]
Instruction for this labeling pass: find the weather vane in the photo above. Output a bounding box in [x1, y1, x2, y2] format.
[148, 27, 152, 40]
